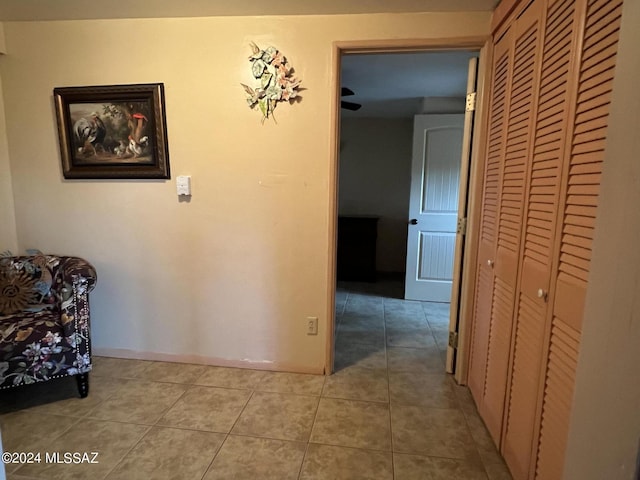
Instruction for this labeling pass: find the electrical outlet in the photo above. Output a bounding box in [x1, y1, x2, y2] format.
[307, 317, 318, 335]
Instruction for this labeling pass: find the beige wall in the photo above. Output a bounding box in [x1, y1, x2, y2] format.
[0, 26, 17, 252]
[564, 0, 640, 478]
[0, 72, 17, 253]
[338, 117, 413, 273]
[0, 12, 490, 372]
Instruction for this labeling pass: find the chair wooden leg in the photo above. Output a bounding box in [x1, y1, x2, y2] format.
[76, 373, 89, 398]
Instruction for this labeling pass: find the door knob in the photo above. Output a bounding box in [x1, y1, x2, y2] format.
[487, 259, 494, 267]
[409, 219, 418, 225]
[537, 288, 548, 301]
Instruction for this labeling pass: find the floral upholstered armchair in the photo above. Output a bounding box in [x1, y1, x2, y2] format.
[0, 254, 97, 397]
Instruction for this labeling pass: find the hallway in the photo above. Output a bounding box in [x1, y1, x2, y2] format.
[333, 278, 512, 479]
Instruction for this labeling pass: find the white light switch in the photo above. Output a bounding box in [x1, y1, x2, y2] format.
[176, 175, 191, 196]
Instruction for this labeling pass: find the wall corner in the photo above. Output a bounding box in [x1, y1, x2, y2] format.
[0, 23, 6, 54]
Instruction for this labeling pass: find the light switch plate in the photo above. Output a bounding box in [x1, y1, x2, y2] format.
[177, 175, 191, 196]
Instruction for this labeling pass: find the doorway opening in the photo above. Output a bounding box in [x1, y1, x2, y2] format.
[328, 43, 485, 379]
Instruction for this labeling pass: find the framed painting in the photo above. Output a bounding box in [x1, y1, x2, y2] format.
[53, 83, 170, 179]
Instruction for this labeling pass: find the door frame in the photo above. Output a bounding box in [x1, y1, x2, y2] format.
[325, 37, 492, 381]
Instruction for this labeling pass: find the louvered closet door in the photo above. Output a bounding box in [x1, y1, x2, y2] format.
[482, 0, 543, 443]
[502, 0, 579, 477]
[467, 27, 512, 409]
[535, 0, 624, 478]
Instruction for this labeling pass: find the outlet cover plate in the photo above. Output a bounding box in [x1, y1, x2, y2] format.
[307, 317, 318, 335]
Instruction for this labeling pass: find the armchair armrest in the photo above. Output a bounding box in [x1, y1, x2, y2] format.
[50, 256, 97, 370]
[55, 256, 97, 293]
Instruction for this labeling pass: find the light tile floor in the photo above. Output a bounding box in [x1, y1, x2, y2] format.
[0, 279, 512, 479]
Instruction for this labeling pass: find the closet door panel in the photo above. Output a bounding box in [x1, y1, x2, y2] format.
[468, 29, 512, 407]
[483, 275, 515, 440]
[479, 35, 512, 266]
[536, 0, 624, 478]
[503, 291, 546, 478]
[483, 0, 542, 444]
[552, 0, 623, 333]
[502, 0, 578, 477]
[535, 317, 581, 479]
[468, 263, 494, 399]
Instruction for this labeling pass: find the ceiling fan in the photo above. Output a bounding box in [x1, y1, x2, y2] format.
[341, 87, 362, 111]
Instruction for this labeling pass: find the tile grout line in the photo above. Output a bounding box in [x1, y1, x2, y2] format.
[200, 387, 257, 480]
[91, 375, 250, 479]
[422, 300, 495, 477]
[341, 288, 349, 317]
[422, 301, 446, 360]
[93, 381, 192, 478]
[296, 385, 324, 480]
[301, 439, 394, 454]
[337, 288, 349, 327]
[100, 424, 154, 480]
[333, 287, 348, 344]
[150, 381, 191, 427]
[423, 301, 449, 368]
[456, 389, 495, 480]
[9, 413, 84, 478]
[382, 294, 396, 479]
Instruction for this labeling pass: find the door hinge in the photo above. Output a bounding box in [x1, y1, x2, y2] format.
[457, 217, 468, 235]
[465, 92, 477, 112]
[448, 331, 459, 349]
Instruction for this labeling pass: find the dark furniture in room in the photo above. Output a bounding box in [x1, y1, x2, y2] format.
[337, 215, 379, 282]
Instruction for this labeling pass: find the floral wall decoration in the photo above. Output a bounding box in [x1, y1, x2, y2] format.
[241, 42, 302, 122]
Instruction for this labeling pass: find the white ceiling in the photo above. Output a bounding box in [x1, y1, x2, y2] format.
[341, 51, 479, 118]
[0, 0, 498, 21]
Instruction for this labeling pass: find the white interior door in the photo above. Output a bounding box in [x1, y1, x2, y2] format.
[404, 114, 464, 302]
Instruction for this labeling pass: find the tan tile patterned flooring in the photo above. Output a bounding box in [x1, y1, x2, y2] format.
[0, 280, 512, 479]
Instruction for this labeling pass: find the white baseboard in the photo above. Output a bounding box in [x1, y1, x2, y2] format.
[91, 347, 325, 375]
